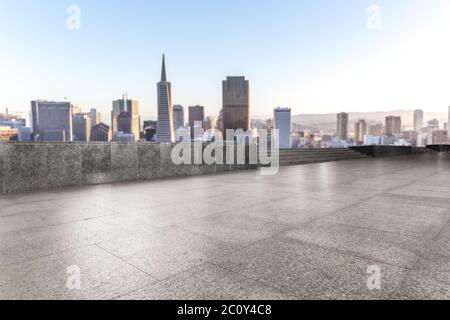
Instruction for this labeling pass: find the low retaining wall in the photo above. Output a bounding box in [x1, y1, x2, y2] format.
[0, 142, 257, 194]
[426, 144, 450, 152]
[351, 145, 414, 157]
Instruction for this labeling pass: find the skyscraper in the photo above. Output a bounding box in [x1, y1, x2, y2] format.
[222, 76, 250, 132]
[369, 123, 383, 136]
[117, 112, 132, 134]
[413, 109, 424, 132]
[89, 108, 101, 129]
[273, 107, 292, 149]
[72, 113, 91, 141]
[31, 100, 73, 142]
[90, 123, 111, 141]
[385, 116, 402, 136]
[354, 119, 367, 144]
[173, 105, 184, 129]
[111, 95, 140, 141]
[336, 112, 349, 141]
[156, 54, 175, 143]
[189, 105, 205, 140]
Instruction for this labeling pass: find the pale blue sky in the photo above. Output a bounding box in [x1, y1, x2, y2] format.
[1, 0, 450, 121]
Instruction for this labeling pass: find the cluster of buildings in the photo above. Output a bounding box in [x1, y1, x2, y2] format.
[0, 55, 294, 148]
[0, 109, 30, 141]
[1, 55, 449, 149]
[330, 108, 450, 147]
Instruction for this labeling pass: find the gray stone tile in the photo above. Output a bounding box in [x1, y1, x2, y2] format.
[0, 213, 49, 234]
[98, 226, 238, 280]
[0, 232, 40, 266]
[284, 221, 426, 267]
[18, 219, 127, 256]
[374, 193, 450, 210]
[81, 144, 112, 184]
[111, 144, 138, 182]
[323, 200, 450, 238]
[299, 186, 382, 203]
[46, 144, 82, 189]
[118, 263, 290, 300]
[214, 237, 406, 299]
[2, 144, 48, 193]
[0, 245, 154, 300]
[97, 201, 227, 231]
[243, 196, 349, 226]
[389, 185, 450, 199]
[137, 144, 161, 180]
[0, 199, 61, 217]
[396, 255, 450, 300]
[176, 212, 290, 246]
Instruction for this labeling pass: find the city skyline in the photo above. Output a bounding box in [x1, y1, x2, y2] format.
[2, 1, 450, 119]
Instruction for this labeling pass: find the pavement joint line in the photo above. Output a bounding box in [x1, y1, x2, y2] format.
[93, 243, 158, 280]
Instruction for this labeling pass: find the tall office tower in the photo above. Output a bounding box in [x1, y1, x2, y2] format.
[90, 123, 111, 141]
[369, 123, 383, 136]
[117, 112, 133, 133]
[354, 119, 367, 144]
[413, 109, 424, 132]
[111, 95, 140, 141]
[89, 108, 101, 128]
[427, 118, 440, 130]
[448, 106, 450, 140]
[189, 105, 205, 140]
[385, 116, 402, 136]
[72, 113, 91, 142]
[222, 76, 250, 132]
[156, 54, 175, 143]
[336, 112, 349, 141]
[31, 100, 73, 142]
[173, 105, 184, 129]
[273, 107, 292, 149]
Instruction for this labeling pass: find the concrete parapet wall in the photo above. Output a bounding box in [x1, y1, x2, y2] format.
[351, 145, 414, 158]
[426, 144, 450, 153]
[0, 142, 257, 194]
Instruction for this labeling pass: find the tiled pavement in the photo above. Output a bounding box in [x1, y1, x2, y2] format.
[1, 153, 450, 300]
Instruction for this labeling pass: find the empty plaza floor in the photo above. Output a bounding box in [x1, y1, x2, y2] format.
[1, 153, 450, 300]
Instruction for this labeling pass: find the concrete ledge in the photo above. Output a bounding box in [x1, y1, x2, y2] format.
[426, 144, 450, 153]
[351, 145, 413, 158]
[0, 142, 258, 194]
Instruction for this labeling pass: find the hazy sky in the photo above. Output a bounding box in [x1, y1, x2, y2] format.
[1, 0, 450, 121]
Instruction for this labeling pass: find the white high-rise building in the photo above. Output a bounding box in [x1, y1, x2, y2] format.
[156, 54, 175, 143]
[413, 109, 424, 132]
[273, 107, 292, 149]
